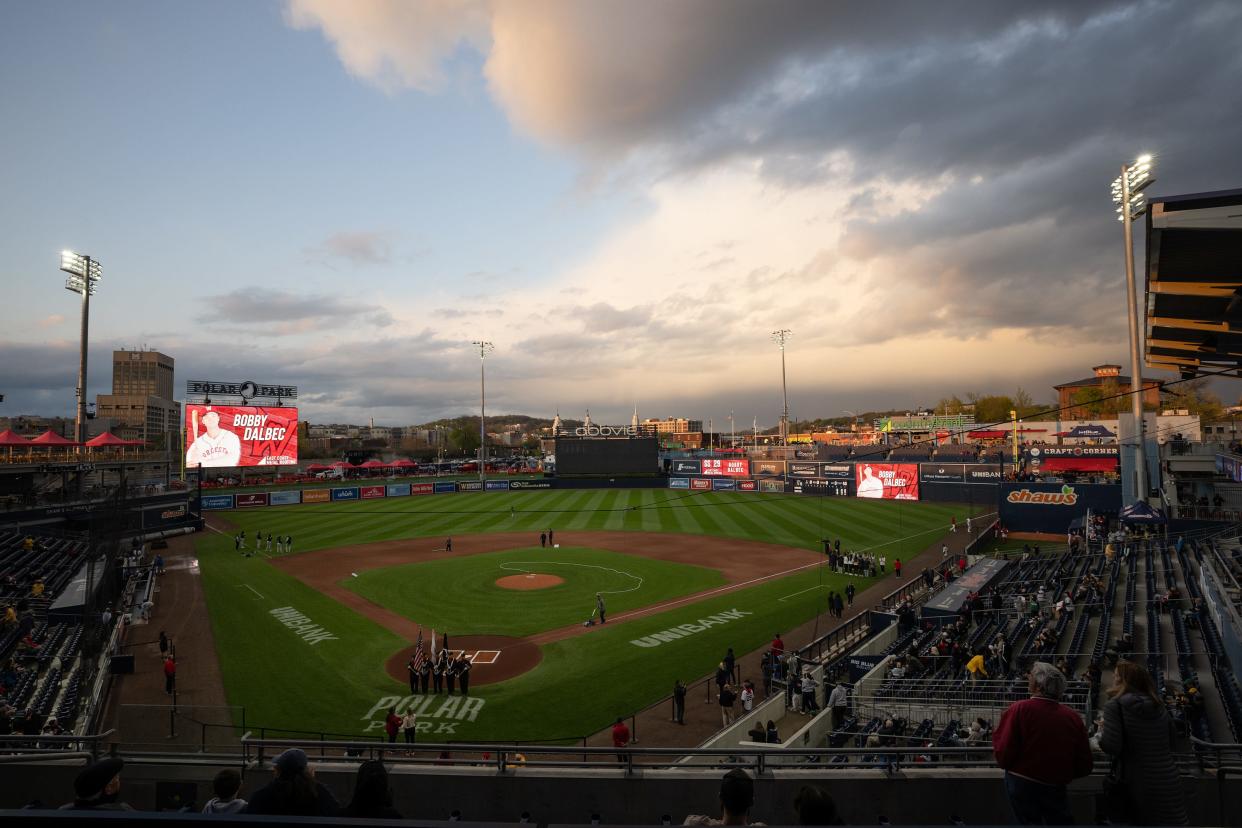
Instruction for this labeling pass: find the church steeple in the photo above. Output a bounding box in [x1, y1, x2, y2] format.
[584, 409, 593, 428]
[631, 406, 639, 429]
[551, 409, 562, 435]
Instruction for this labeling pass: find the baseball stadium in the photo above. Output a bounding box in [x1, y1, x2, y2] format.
[7, 4, 1242, 826]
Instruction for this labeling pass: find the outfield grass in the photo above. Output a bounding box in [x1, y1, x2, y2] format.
[197, 489, 977, 741]
[346, 546, 726, 637]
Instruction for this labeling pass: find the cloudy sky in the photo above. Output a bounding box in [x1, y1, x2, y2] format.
[3, 1, 1241, 428]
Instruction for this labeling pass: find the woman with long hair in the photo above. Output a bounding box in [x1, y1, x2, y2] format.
[1099, 662, 1188, 825]
[343, 760, 402, 819]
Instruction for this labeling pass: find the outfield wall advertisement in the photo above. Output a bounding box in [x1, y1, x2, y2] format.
[235, 493, 269, 508]
[201, 494, 235, 510]
[700, 458, 750, 477]
[855, 463, 918, 500]
[360, 485, 386, 499]
[184, 404, 298, 468]
[302, 488, 331, 503]
[269, 490, 301, 506]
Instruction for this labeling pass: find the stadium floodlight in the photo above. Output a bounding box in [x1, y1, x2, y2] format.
[59, 250, 103, 445]
[771, 329, 792, 446]
[1110, 154, 1156, 501]
[473, 341, 495, 483]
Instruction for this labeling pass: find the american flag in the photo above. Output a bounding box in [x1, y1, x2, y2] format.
[412, 628, 426, 671]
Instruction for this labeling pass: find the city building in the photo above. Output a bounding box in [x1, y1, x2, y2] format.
[641, 417, 704, 435]
[1054, 363, 1160, 417]
[94, 349, 180, 446]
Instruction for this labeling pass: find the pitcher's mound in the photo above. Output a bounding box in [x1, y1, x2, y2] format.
[496, 573, 564, 590]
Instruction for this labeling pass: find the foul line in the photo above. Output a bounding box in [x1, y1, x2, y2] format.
[778, 584, 826, 602]
[499, 561, 643, 595]
[236, 584, 265, 599]
[855, 511, 999, 554]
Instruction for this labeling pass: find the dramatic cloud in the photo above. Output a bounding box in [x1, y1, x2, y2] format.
[199, 289, 394, 332]
[307, 230, 394, 266]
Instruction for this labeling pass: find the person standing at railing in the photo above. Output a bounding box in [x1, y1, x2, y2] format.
[612, 716, 630, 762]
[993, 662, 1092, 825]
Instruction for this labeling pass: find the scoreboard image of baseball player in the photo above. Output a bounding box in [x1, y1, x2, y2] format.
[185, 404, 298, 468]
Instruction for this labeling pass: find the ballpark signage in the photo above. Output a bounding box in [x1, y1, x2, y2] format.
[820, 463, 853, 479]
[759, 479, 784, 493]
[269, 606, 338, 646]
[966, 464, 1003, 482]
[301, 488, 331, 503]
[788, 462, 821, 478]
[234, 493, 268, 508]
[269, 490, 301, 506]
[410, 483, 435, 495]
[712, 478, 737, 491]
[200, 494, 235, 510]
[363, 694, 485, 736]
[920, 463, 965, 483]
[1026, 446, 1119, 458]
[457, 481, 483, 492]
[572, 425, 638, 436]
[630, 608, 753, 648]
[386, 483, 411, 497]
[184, 404, 298, 468]
[331, 487, 359, 501]
[752, 460, 785, 477]
[690, 477, 712, 490]
[433, 481, 457, 494]
[855, 462, 918, 500]
[187, 380, 297, 400]
[792, 477, 850, 497]
[1007, 485, 1079, 506]
[737, 480, 757, 491]
[484, 480, 511, 491]
[671, 459, 701, 475]
[509, 480, 552, 489]
[668, 477, 691, 489]
[701, 458, 750, 477]
[360, 485, 386, 499]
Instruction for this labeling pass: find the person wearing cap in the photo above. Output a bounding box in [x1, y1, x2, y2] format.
[60, 756, 132, 810]
[245, 748, 340, 816]
[683, 768, 764, 825]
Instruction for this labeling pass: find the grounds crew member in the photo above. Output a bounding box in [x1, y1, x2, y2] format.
[596, 592, 607, 624]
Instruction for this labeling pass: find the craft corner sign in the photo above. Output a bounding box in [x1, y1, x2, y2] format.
[629, 608, 753, 648]
[1006, 485, 1079, 506]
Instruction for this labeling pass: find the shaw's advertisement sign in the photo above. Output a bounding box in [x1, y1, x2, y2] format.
[701, 458, 750, 477]
[855, 463, 918, 500]
[1006, 485, 1078, 505]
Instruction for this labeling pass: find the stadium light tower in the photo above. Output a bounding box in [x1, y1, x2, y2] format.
[473, 341, 495, 483]
[771, 329, 792, 446]
[60, 250, 102, 445]
[1111, 154, 1155, 501]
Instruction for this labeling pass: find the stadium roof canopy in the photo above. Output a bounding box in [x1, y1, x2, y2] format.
[1145, 187, 1242, 378]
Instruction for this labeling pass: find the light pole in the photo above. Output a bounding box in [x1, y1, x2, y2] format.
[1111, 154, 1155, 501]
[472, 341, 494, 483]
[771, 329, 791, 446]
[60, 251, 102, 446]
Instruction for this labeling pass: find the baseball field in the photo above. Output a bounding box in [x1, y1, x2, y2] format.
[196, 488, 968, 742]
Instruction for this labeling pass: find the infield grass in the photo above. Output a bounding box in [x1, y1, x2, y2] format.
[346, 546, 726, 637]
[197, 489, 980, 741]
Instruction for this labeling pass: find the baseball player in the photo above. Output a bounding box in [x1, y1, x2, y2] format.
[185, 407, 242, 468]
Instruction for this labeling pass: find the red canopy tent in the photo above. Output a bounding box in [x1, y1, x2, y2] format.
[305, 464, 330, 472]
[30, 429, 81, 446]
[85, 431, 141, 447]
[0, 428, 30, 462]
[360, 460, 385, 468]
[390, 459, 417, 467]
[330, 461, 352, 468]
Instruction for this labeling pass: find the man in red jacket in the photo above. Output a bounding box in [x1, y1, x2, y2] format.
[162, 656, 176, 696]
[611, 717, 630, 764]
[993, 662, 1093, 824]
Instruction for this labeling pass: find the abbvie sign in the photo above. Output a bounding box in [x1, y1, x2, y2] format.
[572, 425, 638, 437]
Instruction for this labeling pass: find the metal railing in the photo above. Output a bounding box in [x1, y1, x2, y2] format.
[0, 729, 115, 759]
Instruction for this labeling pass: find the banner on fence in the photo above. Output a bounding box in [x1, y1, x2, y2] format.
[458, 481, 483, 492]
[671, 459, 702, 476]
[484, 480, 511, 491]
[752, 460, 786, 477]
[701, 458, 749, 477]
[433, 481, 457, 494]
[301, 488, 331, 503]
[200, 494, 235, 510]
[668, 477, 690, 489]
[235, 493, 269, 508]
[269, 490, 301, 506]
[690, 478, 712, 490]
[737, 480, 757, 491]
[360, 485, 386, 499]
[920, 463, 965, 483]
[331, 487, 359, 501]
[787, 461, 821, 478]
[510, 480, 553, 489]
[411, 482, 435, 495]
[386, 483, 411, 497]
[712, 478, 737, 490]
[759, 478, 784, 493]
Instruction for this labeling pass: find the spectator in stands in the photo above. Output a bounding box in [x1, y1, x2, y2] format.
[684, 768, 759, 826]
[60, 756, 132, 810]
[163, 655, 176, 695]
[383, 707, 400, 743]
[202, 768, 247, 814]
[245, 748, 340, 816]
[342, 760, 403, 819]
[1099, 661, 1188, 826]
[724, 647, 737, 684]
[1105, 633, 1134, 666]
[966, 652, 988, 685]
[794, 785, 844, 825]
[159, 631, 169, 658]
[746, 722, 767, 742]
[801, 668, 819, 714]
[3, 604, 16, 627]
[766, 720, 780, 743]
[993, 662, 1093, 825]
[30, 577, 45, 598]
[716, 661, 730, 698]
[401, 707, 417, 744]
[741, 679, 755, 713]
[770, 633, 785, 675]
[612, 716, 630, 762]
[827, 682, 850, 730]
